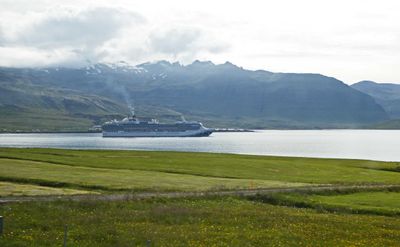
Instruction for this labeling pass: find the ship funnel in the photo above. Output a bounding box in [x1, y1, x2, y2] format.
[130, 106, 135, 117]
[180, 115, 187, 122]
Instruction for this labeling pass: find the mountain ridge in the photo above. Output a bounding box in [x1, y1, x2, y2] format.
[0, 60, 393, 130]
[352, 80, 400, 119]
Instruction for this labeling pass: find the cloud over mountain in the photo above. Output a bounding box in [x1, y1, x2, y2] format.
[149, 28, 229, 59]
[0, 0, 399, 82]
[0, 7, 145, 67]
[14, 7, 143, 48]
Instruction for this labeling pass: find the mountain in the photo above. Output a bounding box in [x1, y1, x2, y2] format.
[352, 81, 400, 119]
[0, 61, 390, 130]
[0, 74, 129, 131]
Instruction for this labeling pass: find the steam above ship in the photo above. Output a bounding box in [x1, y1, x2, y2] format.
[102, 108, 213, 137]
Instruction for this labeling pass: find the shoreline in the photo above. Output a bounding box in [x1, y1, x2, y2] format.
[0, 131, 102, 134]
[0, 146, 398, 163]
[2, 128, 400, 134]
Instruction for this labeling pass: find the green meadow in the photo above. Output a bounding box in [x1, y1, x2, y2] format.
[0, 158, 304, 192]
[1, 197, 400, 247]
[257, 190, 400, 216]
[0, 148, 399, 193]
[0, 148, 400, 246]
[0, 181, 92, 197]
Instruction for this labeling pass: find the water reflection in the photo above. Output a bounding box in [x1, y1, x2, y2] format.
[0, 130, 399, 161]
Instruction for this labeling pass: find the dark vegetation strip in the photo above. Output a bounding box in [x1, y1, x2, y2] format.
[19, 151, 80, 157]
[0, 155, 76, 167]
[249, 187, 400, 217]
[0, 174, 270, 194]
[264, 185, 400, 196]
[1, 184, 400, 204]
[380, 167, 400, 173]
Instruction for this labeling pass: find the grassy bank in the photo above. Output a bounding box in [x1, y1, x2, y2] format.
[0, 148, 399, 194]
[251, 190, 400, 216]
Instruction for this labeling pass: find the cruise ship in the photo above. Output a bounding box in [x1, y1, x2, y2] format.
[102, 110, 213, 137]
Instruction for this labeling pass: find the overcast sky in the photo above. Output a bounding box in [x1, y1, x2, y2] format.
[0, 0, 399, 83]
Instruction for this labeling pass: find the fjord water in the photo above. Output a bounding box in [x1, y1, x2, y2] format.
[0, 130, 399, 161]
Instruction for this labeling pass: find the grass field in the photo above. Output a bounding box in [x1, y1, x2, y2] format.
[256, 191, 400, 216]
[0, 158, 306, 192]
[308, 191, 400, 215]
[1, 197, 400, 247]
[0, 148, 400, 246]
[0, 148, 399, 193]
[0, 181, 92, 197]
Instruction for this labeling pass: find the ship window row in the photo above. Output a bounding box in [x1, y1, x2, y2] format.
[103, 126, 200, 131]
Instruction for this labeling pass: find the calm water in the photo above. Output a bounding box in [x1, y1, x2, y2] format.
[0, 130, 399, 161]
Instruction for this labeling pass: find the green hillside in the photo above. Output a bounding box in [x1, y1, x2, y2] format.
[0, 61, 391, 131]
[0, 79, 129, 131]
[352, 81, 400, 119]
[366, 119, 400, 129]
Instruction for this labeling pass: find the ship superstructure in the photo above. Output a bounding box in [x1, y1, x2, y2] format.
[102, 110, 213, 137]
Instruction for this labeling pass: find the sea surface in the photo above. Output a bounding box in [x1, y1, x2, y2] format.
[0, 130, 399, 161]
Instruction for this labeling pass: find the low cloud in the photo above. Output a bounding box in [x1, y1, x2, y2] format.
[0, 0, 399, 82]
[0, 7, 146, 67]
[0, 6, 228, 67]
[12, 7, 145, 49]
[0, 46, 84, 67]
[148, 27, 229, 62]
[0, 29, 3, 46]
[150, 28, 202, 55]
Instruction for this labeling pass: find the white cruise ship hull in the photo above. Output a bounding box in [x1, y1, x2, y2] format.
[103, 128, 213, 137]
